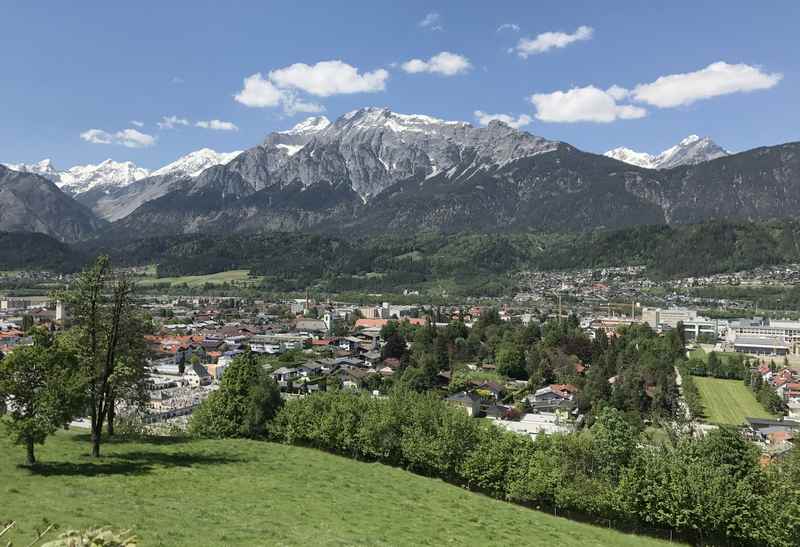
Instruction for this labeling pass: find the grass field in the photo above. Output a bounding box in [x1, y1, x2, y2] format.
[688, 347, 741, 364]
[134, 270, 260, 288]
[1, 431, 674, 546]
[693, 376, 774, 425]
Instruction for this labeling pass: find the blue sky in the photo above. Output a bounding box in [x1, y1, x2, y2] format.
[1, 1, 798, 168]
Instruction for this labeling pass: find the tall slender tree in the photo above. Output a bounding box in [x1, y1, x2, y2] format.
[58, 256, 147, 457]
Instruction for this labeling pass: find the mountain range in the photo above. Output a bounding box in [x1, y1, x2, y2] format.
[1, 107, 799, 243]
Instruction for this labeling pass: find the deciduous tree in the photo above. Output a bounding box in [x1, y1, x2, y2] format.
[0, 338, 83, 464]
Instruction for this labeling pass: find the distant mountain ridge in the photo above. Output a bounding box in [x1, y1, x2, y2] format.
[73, 148, 243, 222]
[605, 135, 729, 169]
[2, 158, 150, 195]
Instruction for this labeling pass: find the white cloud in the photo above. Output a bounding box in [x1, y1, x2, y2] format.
[282, 94, 326, 115]
[115, 128, 156, 148]
[80, 129, 113, 144]
[632, 61, 782, 108]
[81, 127, 156, 148]
[157, 115, 190, 129]
[130, 120, 144, 127]
[234, 73, 284, 108]
[474, 111, 532, 129]
[401, 52, 471, 76]
[419, 12, 441, 29]
[514, 25, 593, 58]
[497, 23, 520, 32]
[530, 85, 647, 123]
[235, 73, 326, 114]
[171, 76, 184, 84]
[236, 61, 387, 115]
[606, 85, 630, 101]
[269, 60, 389, 97]
[195, 119, 239, 131]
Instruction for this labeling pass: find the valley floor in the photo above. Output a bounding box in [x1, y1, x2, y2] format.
[1, 431, 675, 546]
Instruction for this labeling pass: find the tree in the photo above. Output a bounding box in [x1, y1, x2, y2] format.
[707, 351, 721, 377]
[58, 256, 147, 457]
[495, 341, 527, 379]
[590, 407, 637, 481]
[694, 426, 759, 480]
[21, 314, 34, 333]
[190, 352, 282, 438]
[0, 339, 83, 465]
[381, 332, 407, 360]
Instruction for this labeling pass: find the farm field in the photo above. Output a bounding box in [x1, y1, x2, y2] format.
[692, 376, 775, 425]
[134, 269, 260, 288]
[0, 431, 675, 547]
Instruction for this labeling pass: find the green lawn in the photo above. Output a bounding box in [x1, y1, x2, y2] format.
[134, 269, 260, 288]
[692, 376, 775, 425]
[1, 431, 675, 547]
[688, 347, 741, 364]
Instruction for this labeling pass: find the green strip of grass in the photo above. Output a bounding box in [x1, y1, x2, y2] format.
[135, 269, 260, 288]
[1, 431, 675, 546]
[692, 376, 774, 425]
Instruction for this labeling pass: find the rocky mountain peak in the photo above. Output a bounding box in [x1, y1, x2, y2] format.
[605, 135, 729, 169]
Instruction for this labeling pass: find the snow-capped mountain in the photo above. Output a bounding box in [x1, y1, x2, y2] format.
[2, 158, 150, 194]
[222, 107, 559, 201]
[151, 148, 242, 178]
[3, 159, 62, 181]
[59, 160, 151, 194]
[4, 148, 242, 215]
[605, 135, 729, 169]
[74, 148, 243, 222]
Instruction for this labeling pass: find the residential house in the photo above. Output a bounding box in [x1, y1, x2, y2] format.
[527, 384, 578, 412]
[445, 391, 481, 417]
[186, 362, 212, 388]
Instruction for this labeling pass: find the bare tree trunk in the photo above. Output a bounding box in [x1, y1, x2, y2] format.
[91, 426, 101, 457]
[26, 438, 36, 466]
[107, 396, 115, 437]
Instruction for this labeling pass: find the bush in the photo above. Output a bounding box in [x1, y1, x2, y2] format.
[190, 352, 281, 439]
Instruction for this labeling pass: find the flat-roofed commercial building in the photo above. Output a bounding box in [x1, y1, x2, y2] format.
[733, 336, 790, 356]
[642, 307, 721, 340]
[729, 319, 800, 355]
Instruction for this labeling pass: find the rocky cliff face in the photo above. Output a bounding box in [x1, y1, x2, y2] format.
[0, 165, 104, 242]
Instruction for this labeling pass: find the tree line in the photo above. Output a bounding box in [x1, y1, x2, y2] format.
[188, 360, 800, 547]
[7, 218, 800, 297]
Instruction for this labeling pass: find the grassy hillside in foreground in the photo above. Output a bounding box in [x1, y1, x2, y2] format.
[1, 431, 674, 547]
[693, 376, 775, 425]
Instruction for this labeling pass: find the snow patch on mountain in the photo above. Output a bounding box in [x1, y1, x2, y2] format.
[276, 144, 304, 156]
[280, 116, 331, 136]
